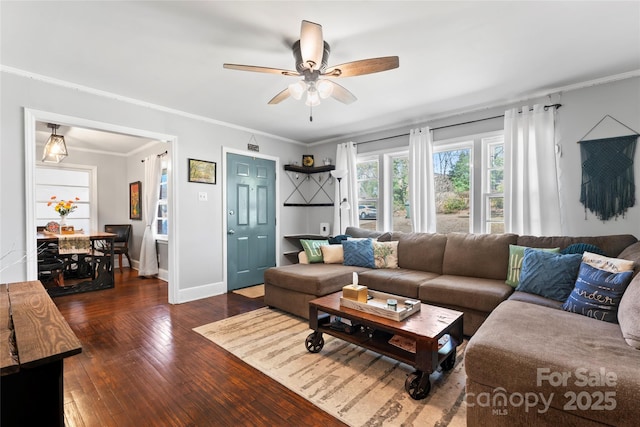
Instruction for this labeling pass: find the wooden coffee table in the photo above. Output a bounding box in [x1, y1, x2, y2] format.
[306, 291, 463, 400]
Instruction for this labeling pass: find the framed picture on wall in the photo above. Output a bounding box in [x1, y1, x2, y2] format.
[188, 158, 216, 184]
[129, 181, 142, 220]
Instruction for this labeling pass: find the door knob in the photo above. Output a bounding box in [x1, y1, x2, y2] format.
[228, 229, 235, 234]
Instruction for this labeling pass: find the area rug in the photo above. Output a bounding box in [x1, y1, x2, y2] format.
[193, 307, 467, 427]
[231, 284, 265, 298]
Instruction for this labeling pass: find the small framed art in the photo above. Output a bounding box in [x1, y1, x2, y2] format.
[188, 158, 216, 184]
[302, 154, 314, 167]
[129, 181, 142, 220]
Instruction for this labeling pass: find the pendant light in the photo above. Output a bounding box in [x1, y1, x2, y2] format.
[42, 123, 68, 163]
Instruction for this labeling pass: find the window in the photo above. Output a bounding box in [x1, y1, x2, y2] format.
[356, 157, 379, 231]
[156, 164, 168, 238]
[433, 143, 472, 233]
[356, 131, 504, 234]
[483, 136, 505, 234]
[36, 165, 96, 232]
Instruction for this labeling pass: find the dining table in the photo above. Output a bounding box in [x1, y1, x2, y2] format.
[36, 231, 117, 296]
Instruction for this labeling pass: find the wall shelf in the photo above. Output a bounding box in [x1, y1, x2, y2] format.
[283, 164, 335, 207]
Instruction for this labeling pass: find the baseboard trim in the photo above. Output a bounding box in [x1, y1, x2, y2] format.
[178, 281, 226, 304]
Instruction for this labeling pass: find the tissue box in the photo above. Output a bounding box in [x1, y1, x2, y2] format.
[342, 284, 368, 303]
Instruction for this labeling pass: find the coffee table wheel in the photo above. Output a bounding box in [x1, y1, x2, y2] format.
[441, 350, 456, 371]
[405, 371, 431, 400]
[305, 332, 324, 353]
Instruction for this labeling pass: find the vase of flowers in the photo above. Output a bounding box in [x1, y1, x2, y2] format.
[48, 196, 79, 232]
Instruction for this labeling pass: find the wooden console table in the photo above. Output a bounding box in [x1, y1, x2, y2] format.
[0, 280, 82, 426]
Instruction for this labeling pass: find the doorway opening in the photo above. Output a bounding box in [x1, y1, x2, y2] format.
[24, 108, 179, 303]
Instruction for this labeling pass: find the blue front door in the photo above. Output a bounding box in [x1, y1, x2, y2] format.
[226, 153, 276, 290]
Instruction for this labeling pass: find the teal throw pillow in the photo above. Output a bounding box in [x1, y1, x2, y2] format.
[516, 249, 582, 301]
[560, 243, 605, 256]
[300, 239, 329, 263]
[562, 261, 634, 323]
[506, 245, 560, 287]
[342, 239, 375, 268]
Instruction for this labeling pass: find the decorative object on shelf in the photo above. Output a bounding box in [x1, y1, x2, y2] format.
[302, 154, 314, 167]
[578, 115, 638, 221]
[323, 158, 331, 166]
[330, 169, 350, 232]
[42, 123, 68, 163]
[188, 158, 216, 184]
[129, 181, 142, 220]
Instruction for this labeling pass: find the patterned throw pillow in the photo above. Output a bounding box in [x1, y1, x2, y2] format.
[562, 253, 635, 323]
[342, 239, 375, 268]
[516, 249, 582, 301]
[506, 245, 560, 287]
[300, 239, 329, 263]
[373, 241, 399, 269]
[321, 244, 344, 264]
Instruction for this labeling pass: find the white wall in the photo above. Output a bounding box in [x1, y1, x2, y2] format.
[0, 71, 307, 300]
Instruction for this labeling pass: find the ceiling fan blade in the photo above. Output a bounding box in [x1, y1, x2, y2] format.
[268, 88, 291, 105]
[327, 81, 357, 104]
[323, 56, 399, 78]
[299, 20, 324, 70]
[223, 63, 299, 77]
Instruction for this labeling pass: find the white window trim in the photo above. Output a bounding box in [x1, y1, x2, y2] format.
[155, 161, 169, 241]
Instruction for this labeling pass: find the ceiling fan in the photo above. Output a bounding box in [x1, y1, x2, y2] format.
[223, 20, 399, 120]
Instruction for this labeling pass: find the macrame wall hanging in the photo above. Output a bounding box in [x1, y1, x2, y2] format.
[578, 115, 638, 221]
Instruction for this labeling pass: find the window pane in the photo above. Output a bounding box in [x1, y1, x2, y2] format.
[356, 160, 378, 231]
[392, 156, 411, 232]
[434, 149, 471, 233]
[488, 196, 504, 221]
[489, 170, 503, 193]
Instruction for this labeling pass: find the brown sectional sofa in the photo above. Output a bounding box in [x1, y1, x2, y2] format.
[264, 227, 640, 425]
[264, 227, 636, 335]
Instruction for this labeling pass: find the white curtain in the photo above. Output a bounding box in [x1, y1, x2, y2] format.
[139, 154, 162, 276]
[504, 104, 561, 236]
[409, 127, 437, 233]
[333, 142, 358, 235]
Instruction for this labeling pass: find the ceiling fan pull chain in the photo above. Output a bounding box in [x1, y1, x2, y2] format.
[309, 104, 313, 122]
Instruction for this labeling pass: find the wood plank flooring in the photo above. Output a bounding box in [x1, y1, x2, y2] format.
[53, 269, 347, 426]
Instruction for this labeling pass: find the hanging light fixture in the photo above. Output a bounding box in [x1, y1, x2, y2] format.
[42, 123, 68, 163]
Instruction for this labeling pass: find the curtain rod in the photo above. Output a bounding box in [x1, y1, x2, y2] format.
[356, 104, 562, 146]
[141, 150, 168, 162]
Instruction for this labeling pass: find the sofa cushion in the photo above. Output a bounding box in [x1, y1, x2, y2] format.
[320, 244, 343, 264]
[263, 264, 369, 296]
[300, 239, 329, 263]
[516, 249, 582, 301]
[508, 290, 564, 310]
[342, 239, 375, 268]
[465, 300, 640, 426]
[506, 245, 560, 287]
[359, 268, 438, 299]
[373, 241, 399, 269]
[419, 275, 513, 313]
[562, 261, 633, 323]
[516, 234, 637, 257]
[391, 232, 448, 274]
[582, 251, 635, 272]
[619, 274, 640, 349]
[442, 232, 518, 280]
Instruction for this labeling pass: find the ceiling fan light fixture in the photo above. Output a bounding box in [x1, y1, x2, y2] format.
[288, 81, 306, 100]
[316, 79, 333, 99]
[42, 123, 68, 163]
[305, 87, 320, 107]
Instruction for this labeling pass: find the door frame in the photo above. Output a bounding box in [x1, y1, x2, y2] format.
[24, 108, 180, 304]
[222, 147, 280, 291]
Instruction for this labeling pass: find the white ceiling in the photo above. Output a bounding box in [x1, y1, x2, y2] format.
[3, 1, 640, 146]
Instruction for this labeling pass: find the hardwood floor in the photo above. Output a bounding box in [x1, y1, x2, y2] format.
[54, 270, 347, 427]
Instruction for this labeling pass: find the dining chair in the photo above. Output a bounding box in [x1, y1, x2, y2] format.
[104, 224, 132, 273]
